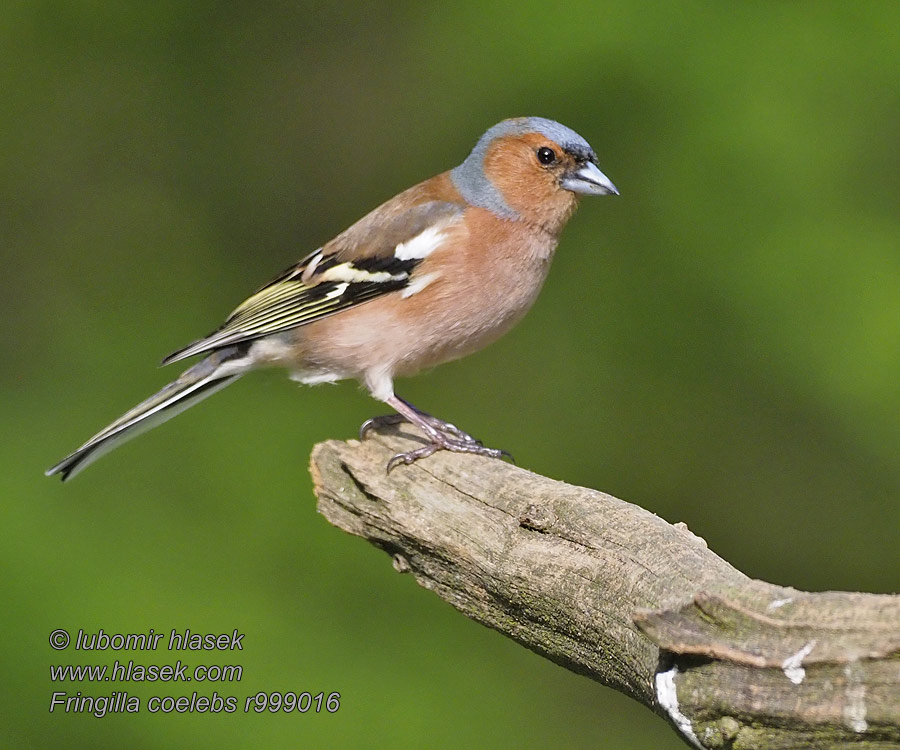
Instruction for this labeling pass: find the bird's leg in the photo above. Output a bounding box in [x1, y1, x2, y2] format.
[359, 396, 480, 443]
[381, 395, 512, 472]
[396, 396, 483, 443]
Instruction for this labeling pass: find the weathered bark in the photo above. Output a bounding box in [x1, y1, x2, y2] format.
[309, 430, 900, 749]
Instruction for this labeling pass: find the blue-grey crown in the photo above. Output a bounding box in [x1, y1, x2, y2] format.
[450, 117, 596, 218]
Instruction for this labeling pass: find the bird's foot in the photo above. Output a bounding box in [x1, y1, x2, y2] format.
[386, 434, 512, 472]
[360, 412, 479, 443]
[419, 415, 481, 444]
[362, 395, 513, 471]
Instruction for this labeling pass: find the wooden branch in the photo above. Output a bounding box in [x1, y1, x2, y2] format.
[309, 430, 900, 749]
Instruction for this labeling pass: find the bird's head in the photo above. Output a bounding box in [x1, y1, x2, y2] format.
[451, 117, 618, 233]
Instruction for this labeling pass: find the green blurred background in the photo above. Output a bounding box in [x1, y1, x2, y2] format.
[4, 1, 899, 747]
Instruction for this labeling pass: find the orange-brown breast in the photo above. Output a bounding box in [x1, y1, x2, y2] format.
[290, 204, 561, 382]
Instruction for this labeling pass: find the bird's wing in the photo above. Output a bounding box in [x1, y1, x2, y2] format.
[162, 200, 463, 365]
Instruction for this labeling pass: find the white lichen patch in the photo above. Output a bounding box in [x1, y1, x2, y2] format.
[843, 661, 868, 733]
[781, 640, 816, 684]
[656, 665, 703, 749]
[767, 597, 793, 610]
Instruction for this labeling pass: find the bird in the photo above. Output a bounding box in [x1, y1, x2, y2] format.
[46, 116, 618, 481]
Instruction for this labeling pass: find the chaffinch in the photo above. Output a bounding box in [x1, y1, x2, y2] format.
[47, 117, 618, 480]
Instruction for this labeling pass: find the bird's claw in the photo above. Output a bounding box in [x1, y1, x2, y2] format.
[359, 413, 478, 443]
[359, 414, 406, 440]
[386, 443, 440, 472]
[385, 435, 512, 472]
[360, 403, 512, 470]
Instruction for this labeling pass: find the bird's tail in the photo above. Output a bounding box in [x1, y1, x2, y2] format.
[46, 346, 249, 481]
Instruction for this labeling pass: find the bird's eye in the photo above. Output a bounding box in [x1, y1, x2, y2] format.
[536, 147, 557, 165]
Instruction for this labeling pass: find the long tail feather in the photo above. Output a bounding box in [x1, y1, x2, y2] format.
[46, 347, 248, 481]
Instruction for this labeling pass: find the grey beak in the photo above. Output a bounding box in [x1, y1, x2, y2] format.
[561, 161, 619, 196]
